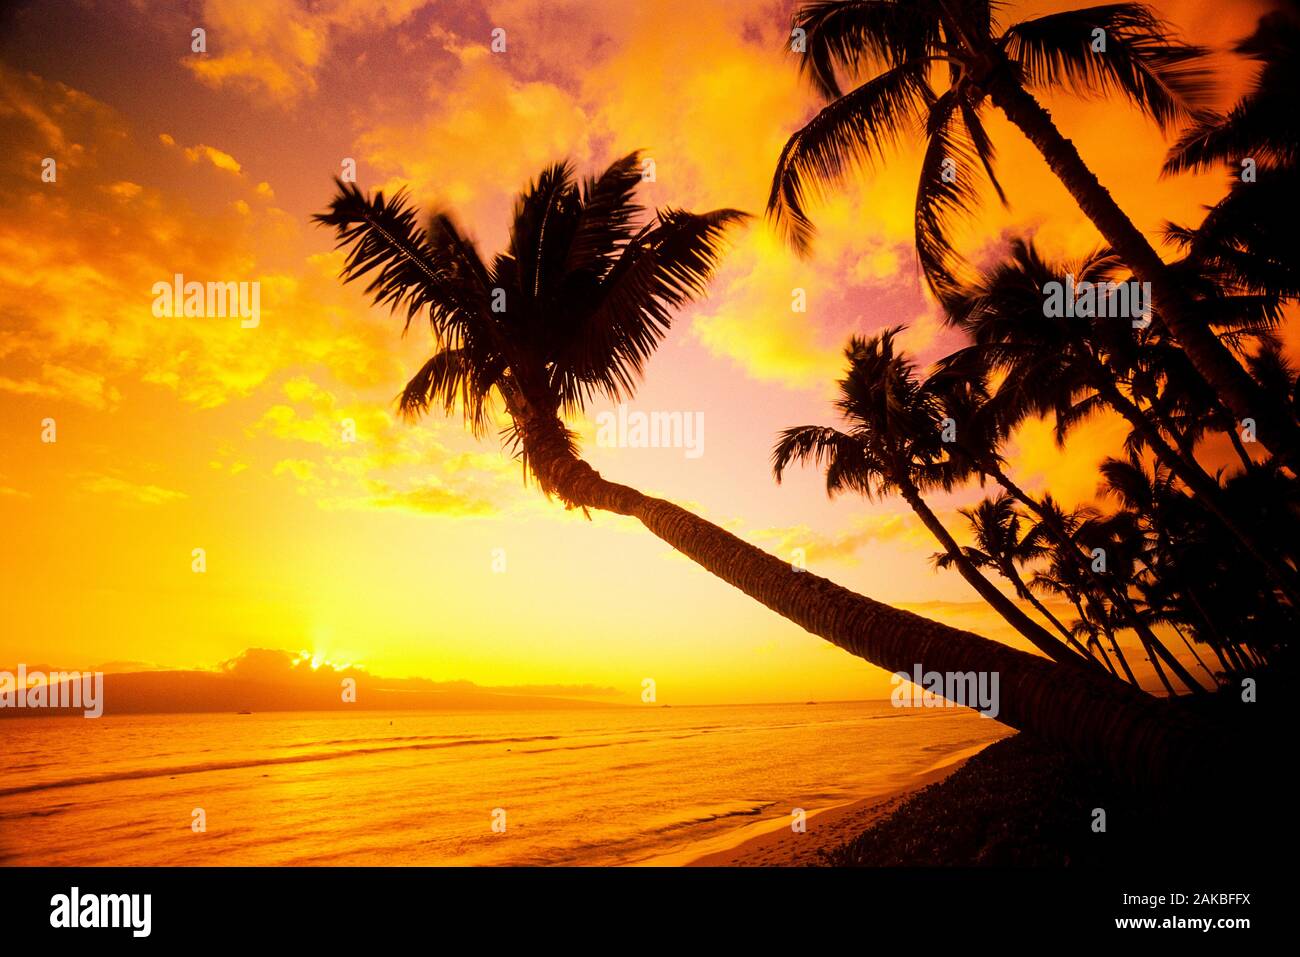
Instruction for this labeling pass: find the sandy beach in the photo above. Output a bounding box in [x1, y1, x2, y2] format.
[637, 739, 992, 866]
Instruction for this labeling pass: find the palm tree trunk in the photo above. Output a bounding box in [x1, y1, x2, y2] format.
[986, 73, 1300, 468]
[1205, 635, 1237, 677]
[1076, 596, 1139, 686]
[1121, 602, 1205, 695]
[1184, 587, 1245, 675]
[894, 478, 1095, 667]
[520, 415, 1214, 792]
[1171, 621, 1218, 685]
[1143, 634, 1180, 697]
[1086, 633, 1120, 679]
[1227, 426, 1256, 473]
[1091, 606, 1177, 696]
[999, 559, 1088, 654]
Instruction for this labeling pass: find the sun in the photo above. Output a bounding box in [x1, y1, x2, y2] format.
[292, 650, 356, 673]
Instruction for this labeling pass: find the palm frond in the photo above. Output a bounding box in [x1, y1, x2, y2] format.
[959, 99, 1008, 205]
[772, 424, 883, 498]
[768, 61, 933, 254]
[1003, 3, 1212, 130]
[915, 90, 982, 302]
[313, 180, 492, 340]
[509, 161, 580, 310]
[793, 0, 939, 99]
[552, 207, 749, 412]
[398, 348, 505, 437]
[1163, 3, 1299, 173]
[1163, 102, 1297, 175]
[564, 151, 646, 279]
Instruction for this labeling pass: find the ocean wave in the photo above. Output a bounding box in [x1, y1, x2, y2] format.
[0, 732, 597, 798]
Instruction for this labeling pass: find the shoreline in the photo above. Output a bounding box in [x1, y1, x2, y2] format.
[638, 739, 994, 867]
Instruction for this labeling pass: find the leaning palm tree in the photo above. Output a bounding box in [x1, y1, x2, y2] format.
[315, 154, 1209, 790]
[771, 328, 1096, 668]
[770, 0, 1300, 465]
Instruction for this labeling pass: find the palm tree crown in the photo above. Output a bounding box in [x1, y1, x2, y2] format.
[315, 152, 746, 496]
[771, 0, 1210, 298]
[772, 327, 964, 498]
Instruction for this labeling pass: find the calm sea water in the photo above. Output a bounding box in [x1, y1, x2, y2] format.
[0, 702, 1008, 865]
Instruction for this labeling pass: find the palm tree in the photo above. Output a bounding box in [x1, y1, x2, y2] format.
[771, 328, 1095, 667]
[938, 493, 1084, 652]
[1163, 0, 1298, 180]
[1095, 454, 1221, 688]
[1026, 498, 1139, 684]
[1165, 169, 1300, 305]
[1163, 1, 1300, 453]
[1098, 451, 1293, 674]
[913, 346, 1201, 690]
[939, 238, 1300, 607]
[1077, 506, 1190, 695]
[315, 155, 1208, 790]
[770, 0, 1300, 465]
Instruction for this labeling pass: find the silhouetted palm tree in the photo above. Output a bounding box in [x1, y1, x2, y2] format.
[937, 493, 1085, 651]
[1097, 451, 1293, 674]
[918, 351, 1174, 682]
[1095, 454, 1219, 687]
[1026, 498, 1137, 683]
[315, 156, 1203, 789]
[772, 328, 1093, 666]
[1163, 0, 1298, 177]
[771, 0, 1300, 465]
[939, 238, 1300, 606]
[1166, 170, 1300, 304]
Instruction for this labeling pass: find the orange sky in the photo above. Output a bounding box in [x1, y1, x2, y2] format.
[0, 0, 1278, 703]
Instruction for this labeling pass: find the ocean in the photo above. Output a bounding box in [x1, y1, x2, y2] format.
[0, 702, 1009, 865]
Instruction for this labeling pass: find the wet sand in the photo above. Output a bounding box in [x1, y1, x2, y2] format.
[641, 739, 991, 866]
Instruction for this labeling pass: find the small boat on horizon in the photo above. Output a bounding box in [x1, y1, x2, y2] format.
[236, 710, 252, 715]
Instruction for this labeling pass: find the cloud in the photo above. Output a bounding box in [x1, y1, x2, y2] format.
[366, 478, 500, 517]
[247, 374, 527, 517]
[272, 458, 317, 481]
[217, 646, 622, 697]
[0, 65, 127, 170]
[180, 0, 429, 105]
[1003, 411, 1134, 507]
[80, 473, 187, 505]
[103, 180, 143, 200]
[357, 47, 594, 238]
[0, 365, 122, 411]
[219, 646, 361, 682]
[158, 133, 247, 178]
[183, 143, 242, 174]
[0, 73, 411, 419]
[750, 512, 927, 566]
